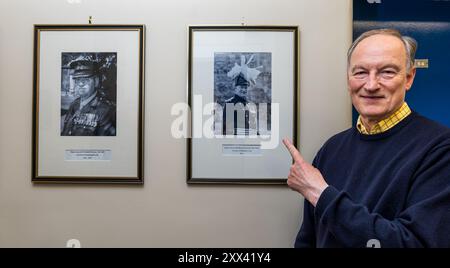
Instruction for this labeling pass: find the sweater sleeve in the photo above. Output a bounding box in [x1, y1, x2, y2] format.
[314, 144, 450, 248]
[294, 200, 316, 248]
[293, 151, 325, 248]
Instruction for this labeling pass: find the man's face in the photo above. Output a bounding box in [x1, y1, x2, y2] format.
[348, 34, 416, 123]
[235, 85, 248, 98]
[74, 76, 97, 98]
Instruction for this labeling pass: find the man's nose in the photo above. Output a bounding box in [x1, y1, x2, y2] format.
[364, 72, 380, 91]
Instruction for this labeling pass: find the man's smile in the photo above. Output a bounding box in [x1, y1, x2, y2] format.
[360, 95, 385, 100]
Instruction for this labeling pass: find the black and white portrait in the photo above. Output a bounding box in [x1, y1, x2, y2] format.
[60, 52, 117, 136]
[214, 52, 272, 136]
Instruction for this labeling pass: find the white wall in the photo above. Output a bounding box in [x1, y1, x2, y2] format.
[0, 0, 352, 247]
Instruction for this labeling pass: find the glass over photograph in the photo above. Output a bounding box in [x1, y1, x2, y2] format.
[214, 52, 272, 136]
[61, 52, 117, 136]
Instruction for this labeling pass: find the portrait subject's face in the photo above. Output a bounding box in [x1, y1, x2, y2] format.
[235, 85, 248, 98]
[348, 34, 416, 123]
[74, 76, 97, 98]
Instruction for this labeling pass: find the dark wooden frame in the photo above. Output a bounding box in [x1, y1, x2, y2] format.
[32, 25, 145, 184]
[187, 25, 299, 185]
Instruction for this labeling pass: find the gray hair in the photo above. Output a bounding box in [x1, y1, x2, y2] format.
[347, 29, 418, 71]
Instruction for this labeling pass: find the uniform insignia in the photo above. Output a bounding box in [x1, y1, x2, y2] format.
[74, 113, 98, 127]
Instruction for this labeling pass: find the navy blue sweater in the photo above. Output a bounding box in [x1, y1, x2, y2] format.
[295, 112, 450, 248]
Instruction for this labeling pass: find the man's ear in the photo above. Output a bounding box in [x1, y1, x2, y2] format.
[405, 67, 416, 91]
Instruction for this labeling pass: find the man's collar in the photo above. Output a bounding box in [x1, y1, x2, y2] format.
[357, 102, 412, 135]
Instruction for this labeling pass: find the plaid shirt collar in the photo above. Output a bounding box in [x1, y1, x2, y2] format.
[357, 102, 412, 135]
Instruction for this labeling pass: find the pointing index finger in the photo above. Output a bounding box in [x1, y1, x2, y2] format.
[283, 138, 305, 163]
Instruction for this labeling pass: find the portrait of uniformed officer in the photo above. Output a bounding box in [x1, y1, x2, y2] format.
[61, 58, 116, 136]
[214, 53, 271, 136]
[222, 73, 254, 135]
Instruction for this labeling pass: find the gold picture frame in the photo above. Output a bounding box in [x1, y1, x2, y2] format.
[187, 25, 299, 184]
[32, 25, 145, 184]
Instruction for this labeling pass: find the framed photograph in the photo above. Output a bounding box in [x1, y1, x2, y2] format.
[32, 25, 145, 184]
[187, 25, 298, 184]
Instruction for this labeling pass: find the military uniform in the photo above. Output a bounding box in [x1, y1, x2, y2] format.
[219, 55, 263, 135]
[221, 75, 258, 135]
[62, 92, 116, 136]
[61, 58, 116, 136]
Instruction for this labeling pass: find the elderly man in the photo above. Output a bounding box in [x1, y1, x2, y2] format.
[284, 29, 450, 247]
[61, 59, 116, 136]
